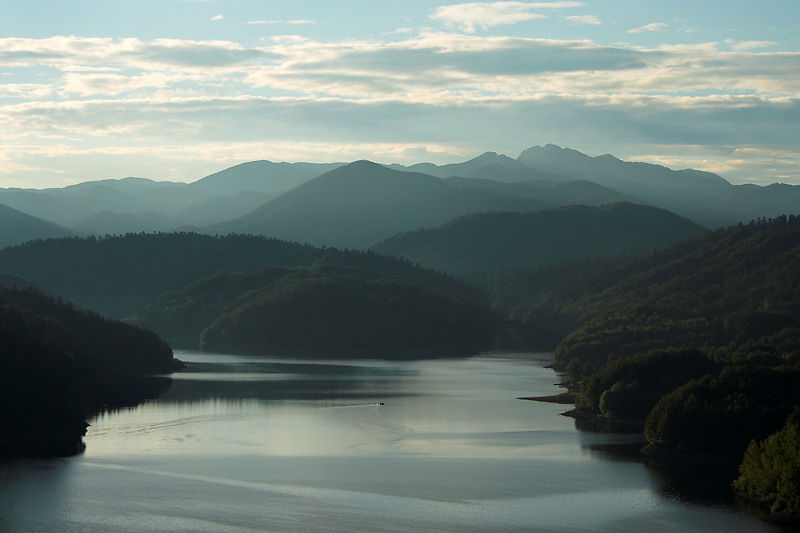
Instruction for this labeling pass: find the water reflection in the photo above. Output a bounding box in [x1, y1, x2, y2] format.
[156, 355, 419, 404]
[92, 375, 173, 413]
[0, 352, 787, 532]
[572, 415, 786, 527]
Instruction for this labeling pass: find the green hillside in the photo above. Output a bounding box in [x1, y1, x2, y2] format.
[132, 264, 497, 358]
[0, 232, 488, 320]
[493, 214, 800, 487]
[371, 203, 706, 280]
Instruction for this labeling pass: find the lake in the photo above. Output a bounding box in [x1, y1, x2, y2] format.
[0, 351, 787, 532]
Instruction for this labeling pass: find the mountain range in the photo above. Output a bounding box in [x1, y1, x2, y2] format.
[0, 202, 74, 248]
[370, 202, 707, 279]
[1, 144, 798, 251]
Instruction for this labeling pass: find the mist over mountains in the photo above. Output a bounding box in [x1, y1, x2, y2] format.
[1, 144, 796, 252]
[0, 203, 74, 248]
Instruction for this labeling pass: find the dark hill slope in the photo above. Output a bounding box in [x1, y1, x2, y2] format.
[493, 214, 800, 361]
[0, 202, 75, 248]
[371, 203, 706, 277]
[0, 232, 487, 319]
[210, 160, 549, 248]
[0, 286, 177, 456]
[132, 265, 497, 357]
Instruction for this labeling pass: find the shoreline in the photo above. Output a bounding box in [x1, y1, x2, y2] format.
[518, 392, 576, 404]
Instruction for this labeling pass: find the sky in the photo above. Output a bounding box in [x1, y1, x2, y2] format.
[1, 1, 799, 188]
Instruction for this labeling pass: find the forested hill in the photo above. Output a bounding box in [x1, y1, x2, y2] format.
[132, 264, 497, 358]
[507, 214, 800, 510]
[494, 214, 800, 366]
[371, 203, 706, 279]
[0, 232, 488, 319]
[0, 286, 178, 456]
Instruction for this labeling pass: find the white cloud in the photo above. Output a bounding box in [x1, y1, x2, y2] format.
[0, 83, 53, 99]
[384, 28, 414, 36]
[430, 2, 584, 33]
[60, 72, 177, 96]
[0, 36, 273, 71]
[628, 22, 668, 34]
[726, 39, 776, 51]
[565, 15, 600, 25]
[2, 33, 800, 186]
[247, 19, 316, 25]
[210, 14, 224, 22]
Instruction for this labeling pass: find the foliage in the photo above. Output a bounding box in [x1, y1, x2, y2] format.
[0, 286, 176, 456]
[0, 286, 175, 374]
[644, 364, 800, 456]
[574, 348, 716, 419]
[134, 265, 497, 358]
[0, 232, 487, 319]
[492, 215, 800, 359]
[371, 202, 706, 282]
[735, 407, 800, 514]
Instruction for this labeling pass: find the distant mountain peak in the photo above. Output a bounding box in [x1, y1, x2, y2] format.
[517, 144, 730, 193]
[345, 159, 383, 169]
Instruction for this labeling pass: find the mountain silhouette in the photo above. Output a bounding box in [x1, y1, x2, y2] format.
[210, 160, 551, 248]
[371, 202, 707, 277]
[0, 202, 75, 248]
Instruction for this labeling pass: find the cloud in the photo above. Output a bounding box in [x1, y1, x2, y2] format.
[60, 72, 178, 96]
[565, 15, 600, 25]
[430, 2, 584, 33]
[628, 22, 668, 34]
[384, 28, 414, 36]
[3, 94, 800, 187]
[210, 14, 224, 22]
[726, 39, 776, 51]
[247, 19, 316, 25]
[3, 33, 800, 186]
[0, 36, 274, 70]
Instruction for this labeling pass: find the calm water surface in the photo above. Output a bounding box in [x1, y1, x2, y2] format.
[0, 351, 785, 532]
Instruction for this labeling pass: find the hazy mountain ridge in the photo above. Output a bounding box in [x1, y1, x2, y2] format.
[71, 210, 181, 235]
[1, 144, 797, 245]
[391, 151, 570, 182]
[443, 176, 644, 206]
[517, 144, 731, 190]
[0, 161, 343, 236]
[0, 232, 487, 320]
[189, 160, 343, 195]
[517, 144, 800, 227]
[0, 202, 75, 248]
[370, 203, 707, 279]
[209, 160, 554, 249]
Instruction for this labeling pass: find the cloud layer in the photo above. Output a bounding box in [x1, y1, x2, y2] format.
[0, 8, 799, 187]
